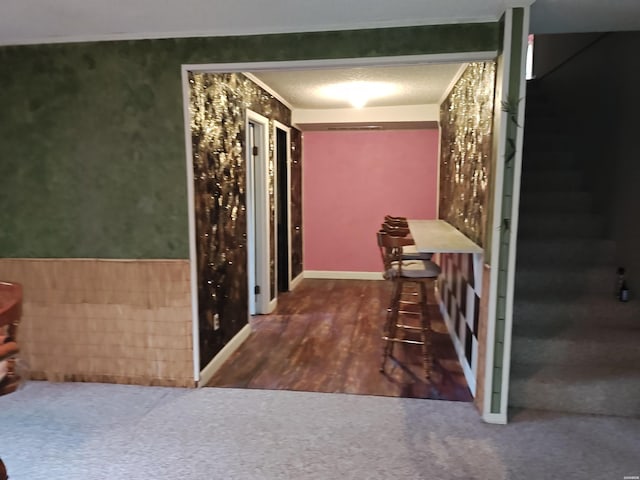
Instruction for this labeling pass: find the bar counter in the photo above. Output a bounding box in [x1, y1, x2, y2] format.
[408, 219, 483, 254]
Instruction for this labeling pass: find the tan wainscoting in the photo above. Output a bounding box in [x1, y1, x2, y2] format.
[0, 259, 195, 387]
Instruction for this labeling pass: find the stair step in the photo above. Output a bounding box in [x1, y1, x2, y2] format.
[523, 132, 571, 150]
[525, 89, 548, 102]
[525, 102, 556, 117]
[512, 294, 640, 328]
[515, 266, 613, 295]
[521, 170, 584, 191]
[518, 213, 605, 238]
[511, 326, 640, 366]
[509, 363, 640, 417]
[519, 191, 593, 213]
[523, 150, 578, 167]
[523, 143, 575, 155]
[516, 238, 615, 266]
[523, 119, 566, 134]
[523, 155, 581, 172]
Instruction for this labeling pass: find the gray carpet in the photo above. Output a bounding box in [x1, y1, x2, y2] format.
[0, 382, 638, 479]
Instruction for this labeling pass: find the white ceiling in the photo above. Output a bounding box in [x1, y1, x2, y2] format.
[1, 0, 639, 47]
[251, 63, 464, 109]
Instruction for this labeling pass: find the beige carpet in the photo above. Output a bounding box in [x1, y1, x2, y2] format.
[0, 381, 638, 479]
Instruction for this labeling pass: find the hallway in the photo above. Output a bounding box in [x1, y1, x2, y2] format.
[206, 279, 472, 402]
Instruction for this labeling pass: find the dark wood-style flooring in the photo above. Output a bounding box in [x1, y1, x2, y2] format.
[206, 279, 472, 402]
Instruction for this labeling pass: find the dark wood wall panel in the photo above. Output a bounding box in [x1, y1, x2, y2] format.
[290, 128, 303, 280]
[189, 72, 290, 368]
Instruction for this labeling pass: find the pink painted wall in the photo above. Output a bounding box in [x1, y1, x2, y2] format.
[303, 129, 439, 272]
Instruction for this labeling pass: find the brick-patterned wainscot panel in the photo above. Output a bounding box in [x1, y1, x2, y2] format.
[0, 259, 194, 387]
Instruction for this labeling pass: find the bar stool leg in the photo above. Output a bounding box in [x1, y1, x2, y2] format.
[380, 278, 401, 372]
[419, 281, 432, 380]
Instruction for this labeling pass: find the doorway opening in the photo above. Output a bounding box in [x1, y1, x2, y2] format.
[275, 123, 291, 293]
[246, 110, 274, 316]
[184, 54, 496, 405]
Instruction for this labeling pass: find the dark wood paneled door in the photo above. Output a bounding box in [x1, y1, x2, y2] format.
[276, 126, 289, 292]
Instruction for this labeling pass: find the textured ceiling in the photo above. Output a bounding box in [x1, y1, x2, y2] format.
[251, 63, 464, 109]
[1, 0, 640, 46]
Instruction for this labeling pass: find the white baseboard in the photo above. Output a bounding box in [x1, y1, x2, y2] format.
[268, 297, 278, 313]
[483, 412, 507, 425]
[197, 323, 251, 387]
[304, 270, 383, 280]
[290, 272, 304, 290]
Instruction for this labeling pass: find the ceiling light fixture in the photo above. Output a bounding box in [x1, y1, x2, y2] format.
[319, 81, 398, 109]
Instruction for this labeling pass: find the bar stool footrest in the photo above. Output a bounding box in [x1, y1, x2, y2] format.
[381, 336, 425, 345]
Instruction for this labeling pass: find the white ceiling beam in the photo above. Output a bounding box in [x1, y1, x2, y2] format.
[292, 104, 439, 126]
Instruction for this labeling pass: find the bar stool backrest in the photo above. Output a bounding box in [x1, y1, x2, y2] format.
[381, 222, 410, 238]
[377, 231, 413, 277]
[384, 217, 409, 228]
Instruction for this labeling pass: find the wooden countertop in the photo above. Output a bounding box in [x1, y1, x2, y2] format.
[407, 219, 483, 254]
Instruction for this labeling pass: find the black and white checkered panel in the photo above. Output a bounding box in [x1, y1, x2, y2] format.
[438, 252, 483, 379]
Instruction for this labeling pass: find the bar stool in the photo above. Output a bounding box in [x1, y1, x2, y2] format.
[0, 282, 22, 480]
[0, 282, 21, 397]
[380, 217, 434, 322]
[382, 221, 410, 237]
[379, 224, 431, 318]
[384, 214, 408, 226]
[381, 219, 432, 261]
[377, 231, 441, 380]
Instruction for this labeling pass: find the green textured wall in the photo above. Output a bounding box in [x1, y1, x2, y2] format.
[0, 23, 499, 258]
[0, 42, 188, 258]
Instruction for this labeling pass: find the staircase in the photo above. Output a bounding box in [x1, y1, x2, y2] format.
[509, 81, 640, 417]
